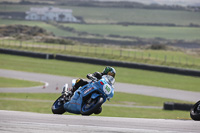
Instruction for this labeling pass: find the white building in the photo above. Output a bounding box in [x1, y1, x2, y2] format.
[25, 7, 79, 22]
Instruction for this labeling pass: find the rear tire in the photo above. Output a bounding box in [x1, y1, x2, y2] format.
[51, 95, 66, 114]
[94, 107, 102, 114]
[190, 100, 200, 121]
[81, 97, 104, 116]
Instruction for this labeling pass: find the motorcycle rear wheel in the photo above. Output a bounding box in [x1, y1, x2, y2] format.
[51, 95, 66, 114]
[81, 97, 104, 116]
[190, 100, 200, 121]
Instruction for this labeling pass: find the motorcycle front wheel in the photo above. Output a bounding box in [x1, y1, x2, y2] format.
[51, 95, 66, 114]
[81, 97, 104, 116]
[190, 100, 200, 121]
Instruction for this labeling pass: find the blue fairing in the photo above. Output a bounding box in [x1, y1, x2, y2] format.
[63, 90, 82, 114]
[63, 75, 115, 114]
[91, 93, 100, 99]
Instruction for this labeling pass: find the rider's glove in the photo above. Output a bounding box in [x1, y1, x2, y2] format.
[93, 72, 102, 79]
[87, 74, 93, 79]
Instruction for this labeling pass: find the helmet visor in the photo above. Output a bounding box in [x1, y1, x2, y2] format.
[107, 71, 115, 78]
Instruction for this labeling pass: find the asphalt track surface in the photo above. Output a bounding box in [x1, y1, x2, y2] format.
[0, 110, 199, 133]
[1, 69, 200, 133]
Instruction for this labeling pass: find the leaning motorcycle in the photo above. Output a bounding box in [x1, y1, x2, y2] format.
[190, 100, 200, 121]
[51, 75, 115, 116]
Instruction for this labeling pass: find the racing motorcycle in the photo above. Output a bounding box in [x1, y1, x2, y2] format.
[190, 100, 200, 121]
[51, 75, 115, 115]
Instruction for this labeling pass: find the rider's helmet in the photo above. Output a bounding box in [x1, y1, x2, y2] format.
[102, 66, 116, 78]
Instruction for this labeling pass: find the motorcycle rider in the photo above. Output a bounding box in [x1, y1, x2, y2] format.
[65, 66, 116, 97]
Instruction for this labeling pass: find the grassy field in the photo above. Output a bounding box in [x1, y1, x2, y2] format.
[68, 6, 200, 25]
[1, 4, 200, 25]
[1, 4, 200, 41]
[1, 18, 199, 41]
[0, 77, 43, 88]
[62, 23, 200, 41]
[0, 4, 199, 46]
[0, 93, 192, 119]
[0, 54, 200, 92]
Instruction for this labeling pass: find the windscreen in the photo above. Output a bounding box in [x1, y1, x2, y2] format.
[103, 75, 115, 86]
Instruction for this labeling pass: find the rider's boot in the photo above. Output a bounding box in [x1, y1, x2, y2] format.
[61, 84, 73, 101]
[70, 78, 88, 95]
[61, 84, 69, 95]
[63, 78, 88, 98]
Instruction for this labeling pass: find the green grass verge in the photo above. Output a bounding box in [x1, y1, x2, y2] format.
[0, 100, 191, 119]
[0, 77, 43, 88]
[0, 92, 192, 106]
[0, 54, 200, 92]
[99, 106, 190, 119]
[0, 92, 192, 119]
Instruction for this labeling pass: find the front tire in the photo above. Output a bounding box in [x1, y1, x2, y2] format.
[81, 97, 104, 116]
[190, 100, 200, 121]
[51, 95, 66, 114]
